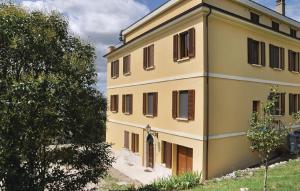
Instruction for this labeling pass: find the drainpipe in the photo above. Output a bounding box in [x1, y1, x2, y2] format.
[205, 7, 212, 180]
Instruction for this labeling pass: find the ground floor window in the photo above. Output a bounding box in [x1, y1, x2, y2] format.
[162, 141, 172, 169]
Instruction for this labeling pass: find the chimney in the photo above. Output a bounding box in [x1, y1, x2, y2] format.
[107, 46, 116, 53]
[276, 0, 286, 16]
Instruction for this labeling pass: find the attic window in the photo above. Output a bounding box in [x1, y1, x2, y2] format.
[250, 12, 260, 24]
[272, 21, 280, 31]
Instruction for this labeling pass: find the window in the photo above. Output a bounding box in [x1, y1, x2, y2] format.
[269, 93, 285, 116]
[162, 141, 172, 169]
[110, 95, 119, 113]
[123, 55, 131, 75]
[124, 131, 129, 149]
[272, 21, 280, 31]
[172, 90, 195, 120]
[173, 28, 195, 61]
[122, 94, 133, 114]
[143, 45, 154, 70]
[250, 12, 260, 24]
[269, 44, 285, 70]
[288, 50, 300, 72]
[143, 92, 158, 117]
[289, 94, 300, 115]
[252, 100, 260, 113]
[111, 60, 119, 78]
[247, 38, 265, 66]
[131, 133, 139, 153]
[290, 28, 297, 38]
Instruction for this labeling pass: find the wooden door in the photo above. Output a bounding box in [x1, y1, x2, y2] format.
[177, 145, 193, 175]
[146, 135, 154, 168]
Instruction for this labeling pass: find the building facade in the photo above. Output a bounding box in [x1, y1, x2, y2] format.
[104, 0, 300, 179]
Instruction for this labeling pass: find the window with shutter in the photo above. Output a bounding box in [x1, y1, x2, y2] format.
[110, 95, 118, 113]
[270, 44, 284, 70]
[111, 60, 119, 78]
[173, 90, 195, 120]
[143, 45, 154, 70]
[250, 12, 260, 24]
[143, 92, 158, 117]
[123, 55, 131, 75]
[270, 93, 285, 116]
[289, 94, 298, 115]
[247, 38, 265, 66]
[123, 94, 133, 115]
[288, 50, 300, 72]
[173, 28, 195, 62]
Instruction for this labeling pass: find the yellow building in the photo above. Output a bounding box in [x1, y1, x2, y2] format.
[104, 0, 300, 179]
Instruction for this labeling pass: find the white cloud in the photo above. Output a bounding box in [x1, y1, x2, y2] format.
[21, 0, 150, 92]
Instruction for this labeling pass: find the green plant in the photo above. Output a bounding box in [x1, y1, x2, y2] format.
[247, 87, 290, 191]
[0, 3, 114, 191]
[134, 172, 201, 191]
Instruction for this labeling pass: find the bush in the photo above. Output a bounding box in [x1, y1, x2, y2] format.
[131, 172, 201, 191]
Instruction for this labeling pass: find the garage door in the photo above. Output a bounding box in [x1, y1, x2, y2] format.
[177, 145, 193, 175]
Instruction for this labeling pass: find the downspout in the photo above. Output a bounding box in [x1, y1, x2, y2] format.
[205, 6, 212, 180]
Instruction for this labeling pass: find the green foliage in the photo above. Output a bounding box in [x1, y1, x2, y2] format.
[127, 172, 201, 191]
[247, 87, 290, 160]
[0, 4, 113, 191]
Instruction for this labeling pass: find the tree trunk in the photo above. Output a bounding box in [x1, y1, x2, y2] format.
[264, 158, 269, 191]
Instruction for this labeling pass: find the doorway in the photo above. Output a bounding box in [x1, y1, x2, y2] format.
[146, 134, 154, 168]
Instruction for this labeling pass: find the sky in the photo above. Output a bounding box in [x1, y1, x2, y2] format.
[16, 0, 300, 92]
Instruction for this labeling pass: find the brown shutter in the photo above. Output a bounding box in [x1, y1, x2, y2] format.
[143, 93, 147, 115]
[129, 95, 133, 114]
[298, 94, 300, 112]
[188, 28, 195, 58]
[289, 94, 294, 115]
[149, 44, 154, 67]
[172, 91, 178, 119]
[116, 60, 119, 77]
[111, 62, 114, 77]
[281, 93, 285, 115]
[128, 55, 131, 73]
[143, 47, 147, 69]
[153, 92, 158, 117]
[124, 131, 129, 149]
[123, 57, 126, 74]
[110, 95, 113, 111]
[269, 44, 274, 68]
[173, 34, 179, 61]
[248, 38, 253, 64]
[122, 95, 125, 113]
[280, 47, 285, 70]
[115, 95, 119, 113]
[260, 42, 265, 66]
[188, 90, 195, 120]
[288, 50, 292, 71]
[297, 53, 300, 72]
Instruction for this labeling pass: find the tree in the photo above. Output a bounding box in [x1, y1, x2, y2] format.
[0, 4, 114, 190]
[247, 87, 290, 191]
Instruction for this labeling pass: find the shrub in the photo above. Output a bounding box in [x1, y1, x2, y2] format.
[134, 172, 201, 191]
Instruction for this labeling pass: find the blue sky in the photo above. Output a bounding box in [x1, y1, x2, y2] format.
[19, 0, 300, 92]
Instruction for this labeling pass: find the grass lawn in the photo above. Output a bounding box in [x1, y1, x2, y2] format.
[193, 159, 300, 191]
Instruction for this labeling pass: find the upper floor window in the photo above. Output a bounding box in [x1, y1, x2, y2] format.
[250, 12, 260, 24]
[289, 94, 300, 115]
[111, 60, 119, 78]
[110, 95, 119, 113]
[269, 44, 285, 70]
[143, 92, 158, 117]
[290, 28, 297, 38]
[173, 28, 195, 61]
[122, 94, 133, 114]
[172, 90, 195, 120]
[143, 44, 154, 70]
[272, 21, 280, 31]
[247, 38, 265, 66]
[123, 55, 131, 75]
[288, 50, 300, 72]
[269, 93, 285, 116]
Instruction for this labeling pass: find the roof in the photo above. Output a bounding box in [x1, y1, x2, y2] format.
[121, 0, 300, 36]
